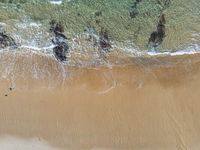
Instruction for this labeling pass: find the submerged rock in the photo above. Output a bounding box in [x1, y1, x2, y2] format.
[148, 14, 166, 48]
[130, 6, 139, 18]
[95, 11, 102, 17]
[129, 0, 142, 18]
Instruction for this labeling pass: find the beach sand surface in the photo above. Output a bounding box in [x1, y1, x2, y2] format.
[0, 53, 200, 150]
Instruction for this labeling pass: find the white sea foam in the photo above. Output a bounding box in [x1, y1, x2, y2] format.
[15, 21, 41, 29]
[0, 135, 63, 150]
[49, 0, 63, 5]
[0, 22, 6, 26]
[20, 45, 54, 51]
[147, 44, 200, 57]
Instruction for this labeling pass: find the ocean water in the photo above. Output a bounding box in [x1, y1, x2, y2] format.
[0, 0, 200, 53]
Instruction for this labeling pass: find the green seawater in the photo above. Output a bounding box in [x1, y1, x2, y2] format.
[0, 0, 200, 52]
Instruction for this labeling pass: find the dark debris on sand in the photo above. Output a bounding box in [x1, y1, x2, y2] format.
[9, 87, 14, 91]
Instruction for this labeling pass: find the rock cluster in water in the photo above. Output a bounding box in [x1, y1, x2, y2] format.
[148, 14, 166, 48]
[0, 26, 17, 49]
[50, 20, 69, 62]
[84, 14, 112, 57]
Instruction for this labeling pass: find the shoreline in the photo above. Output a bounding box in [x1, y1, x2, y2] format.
[1, 49, 200, 87]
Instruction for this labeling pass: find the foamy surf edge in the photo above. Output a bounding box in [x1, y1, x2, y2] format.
[1, 43, 200, 60]
[48, 0, 63, 5]
[147, 44, 200, 57]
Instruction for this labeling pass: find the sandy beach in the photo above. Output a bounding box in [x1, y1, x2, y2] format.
[0, 53, 200, 149]
[0, 0, 200, 149]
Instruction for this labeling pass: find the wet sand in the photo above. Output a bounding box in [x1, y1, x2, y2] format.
[1, 53, 200, 150]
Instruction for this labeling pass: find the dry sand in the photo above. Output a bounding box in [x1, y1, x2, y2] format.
[1, 53, 200, 150]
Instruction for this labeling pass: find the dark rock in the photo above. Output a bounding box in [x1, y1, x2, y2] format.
[99, 28, 112, 52]
[53, 42, 69, 62]
[99, 39, 112, 51]
[148, 14, 166, 47]
[49, 20, 70, 62]
[0, 31, 17, 49]
[148, 31, 160, 47]
[163, 0, 171, 10]
[54, 21, 65, 33]
[50, 20, 65, 34]
[52, 21, 66, 39]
